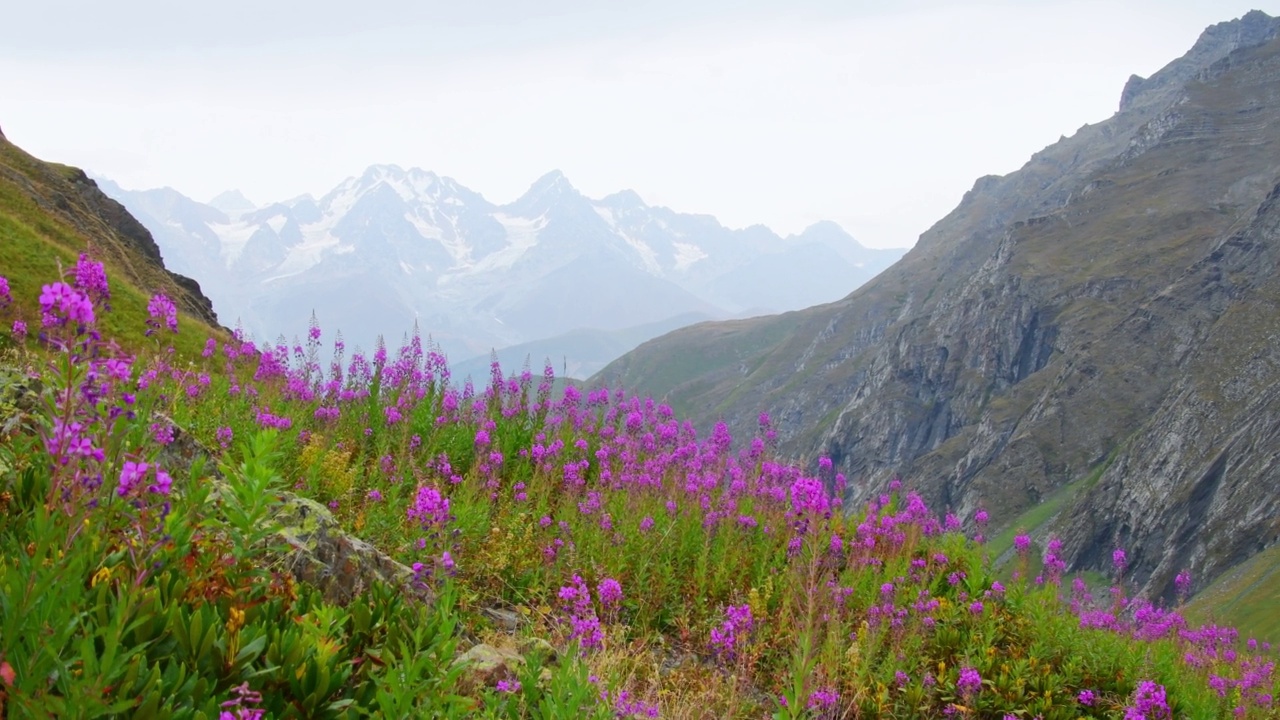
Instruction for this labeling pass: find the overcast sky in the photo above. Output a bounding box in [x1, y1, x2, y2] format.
[3, 1, 1275, 248]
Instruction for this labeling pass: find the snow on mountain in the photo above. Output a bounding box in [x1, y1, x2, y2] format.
[97, 167, 905, 371]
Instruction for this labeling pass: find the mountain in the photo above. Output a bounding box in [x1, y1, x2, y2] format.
[595, 10, 1280, 602]
[207, 189, 256, 217]
[0, 126, 221, 340]
[98, 168, 903, 362]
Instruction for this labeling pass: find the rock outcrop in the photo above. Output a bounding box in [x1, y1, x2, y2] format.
[157, 423, 423, 606]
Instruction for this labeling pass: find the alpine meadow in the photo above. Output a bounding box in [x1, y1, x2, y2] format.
[4, 6, 1280, 720]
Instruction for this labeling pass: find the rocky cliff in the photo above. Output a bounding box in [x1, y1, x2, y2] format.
[595, 11, 1280, 601]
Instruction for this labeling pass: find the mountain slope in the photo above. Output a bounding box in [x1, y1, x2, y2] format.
[0, 126, 221, 351]
[595, 10, 1280, 601]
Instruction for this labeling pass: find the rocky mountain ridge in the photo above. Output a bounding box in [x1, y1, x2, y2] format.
[595, 10, 1280, 601]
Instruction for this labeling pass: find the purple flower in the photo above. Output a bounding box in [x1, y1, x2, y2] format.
[789, 476, 830, 517]
[1126, 680, 1170, 719]
[969, 600, 984, 615]
[1113, 547, 1128, 573]
[11, 319, 27, 340]
[975, 508, 989, 525]
[407, 485, 451, 528]
[73, 254, 110, 304]
[639, 516, 654, 532]
[709, 604, 754, 661]
[1078, 689, 1095, 706]
[1014, 534, 1031, 555]
[39, 281, 94, 327]
[597, 577, 623, 608]
[151, 422, 175, 446]
[495, 679, 521, 694]
[118, 460, 149, 496]
[0, 276, 10, 307]
[1175, 569, 1191, 597]
[148, 469, 173, 495]
[807, 688, 839, 710]
[957, 667, 981, 697]
[146, 293, 178, 334]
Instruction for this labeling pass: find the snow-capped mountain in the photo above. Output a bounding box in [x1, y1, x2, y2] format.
[96, 167, 904, 374]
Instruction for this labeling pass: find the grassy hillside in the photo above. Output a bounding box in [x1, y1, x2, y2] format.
[1187, 545, 1280, 646]
[1, 254, 1276, 718]
[0, 132, 224, 357]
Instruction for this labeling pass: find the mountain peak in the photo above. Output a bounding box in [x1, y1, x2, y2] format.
[601, 188, 646, 209]
[208, 189, 257, 217]
[505, 170, 582, 216]
[531, 169, 573, 191]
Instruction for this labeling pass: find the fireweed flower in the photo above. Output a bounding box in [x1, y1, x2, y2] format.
[148, 469, 173, 495]
[1014, 534, 1031, 555]
[1175, 569, 1192, 598]
[807, 688, 839, 711]
[11, 319, 26, 340]
[709, 604, 754, 661]
[1078, 689, 1096, 705]
[0, 275, 10, 307]
[39, 281, 94, 327]
[558, 574, 604, 650]
[73, 254, 110, 306]
[597, 577, 623, 608]
[957, 667, 982, 698]
[407, 485, 451, 528]
[146, 293, 178, 335]
[1126, 680, 1171, 719]
[118, 460, 149, 497]
[151, 422, 175, 446]
[1113, 547, 1128, 573]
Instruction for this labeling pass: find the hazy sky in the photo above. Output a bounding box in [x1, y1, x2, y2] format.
[3, 1, 1274, 248]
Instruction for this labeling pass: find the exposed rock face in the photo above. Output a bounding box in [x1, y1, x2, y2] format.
[1057, 182, 1280, 599]
[595, 12, 1280, 600]
[273, 494, 422, 606]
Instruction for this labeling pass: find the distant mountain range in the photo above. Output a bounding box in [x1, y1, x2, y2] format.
[96, 169, 903, 377]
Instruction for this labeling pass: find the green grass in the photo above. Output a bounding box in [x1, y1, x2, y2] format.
[1185, 543, 1280, 645]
